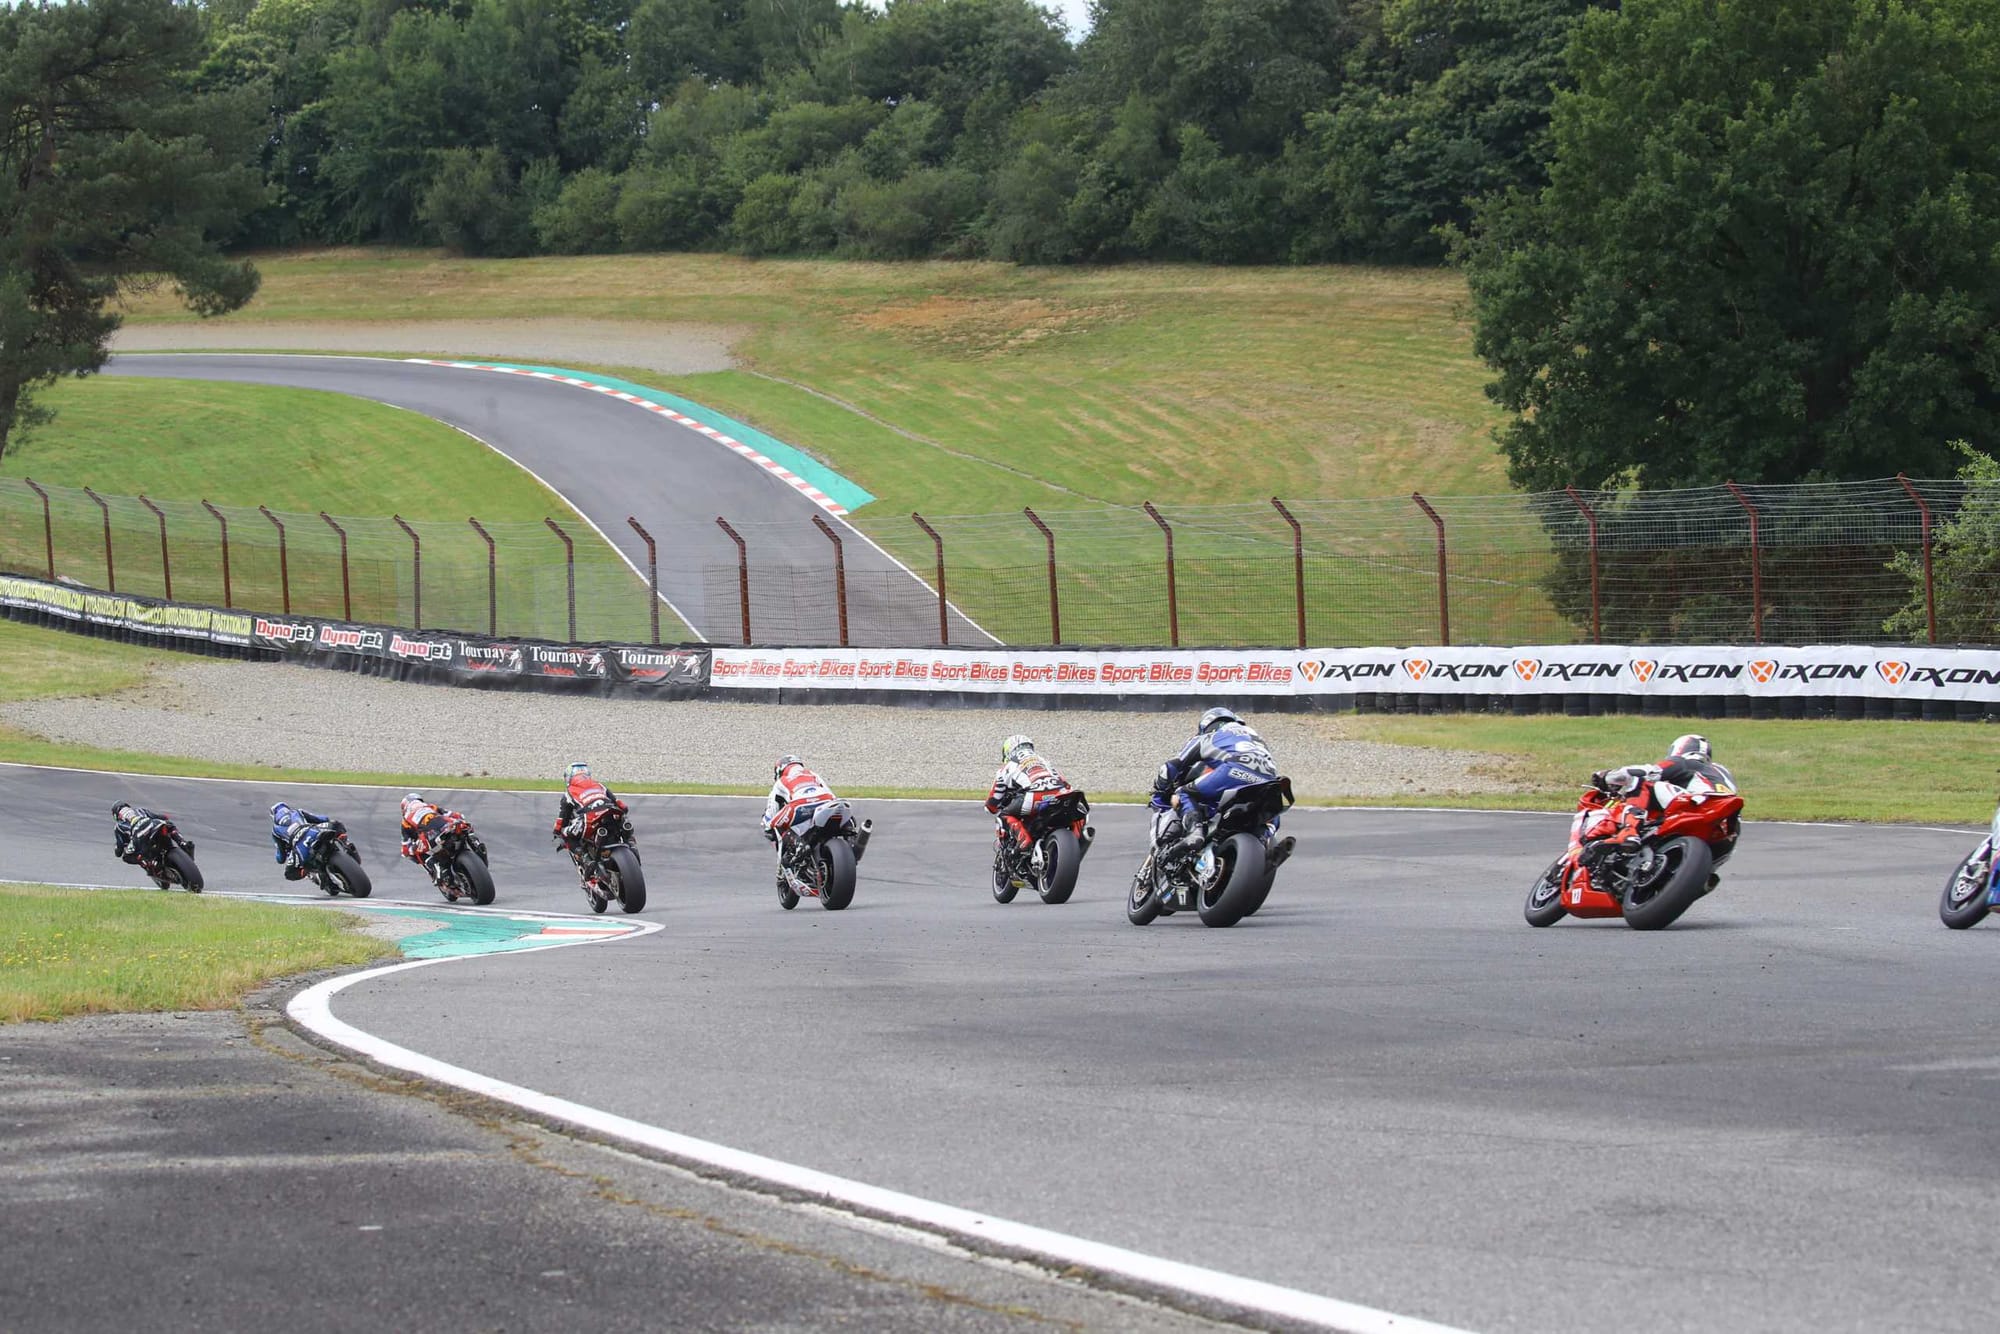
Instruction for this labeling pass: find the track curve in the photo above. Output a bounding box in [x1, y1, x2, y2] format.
[104, 354, 982, 646]
[4, 762, 1993, 1333]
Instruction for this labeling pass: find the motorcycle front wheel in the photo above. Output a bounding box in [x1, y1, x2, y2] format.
[1941, 851, 1992, 929]
[1126, 857, 1162, 926]
[1524, 857, 1569, 927]
[819, 838, 856, 911]
[607, 845, 646, 914]
[1037, 829, 1080, 905]
[991, 843, 1020, 904]
[326, 848, 372, 899]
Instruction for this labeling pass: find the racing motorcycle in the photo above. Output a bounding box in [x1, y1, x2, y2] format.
[992, 786, 1094, 905]
[125, 813, 203, 893]
[416, 812, 495, 907]
[566, 801, 645, 914]
[1127, 776, 1295, 928]
[1525, 764, 1742, 931]
[1939, 800, 2000, 928]
[777, 801, 871, 911]
[295, 819, 372, 899]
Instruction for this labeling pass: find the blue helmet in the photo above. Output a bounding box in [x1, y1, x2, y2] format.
[271, 801, 293, 821]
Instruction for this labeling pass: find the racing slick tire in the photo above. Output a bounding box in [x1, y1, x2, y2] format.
[1197, 833, 1267, 928]
[1037, 829, 1081, 905]
[608, 846, 646, 914]
[1524, 857, 1569, 927]
[1126, 863, 1162, 927]
[991, 845, 1020, 904]
[1620, 836, 1710, 931]
[1941, 853, 1992, 930]
[164, 847, 203, 894]
[820, 838, 857, 911]
[328, 849, 372, 899]
[457, 851, 496, 907]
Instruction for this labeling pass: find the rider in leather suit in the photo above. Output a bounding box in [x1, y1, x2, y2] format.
[1148, 707, 1281, 865]
[270, 801, 338, 880]
[985, 735, 1072, 851]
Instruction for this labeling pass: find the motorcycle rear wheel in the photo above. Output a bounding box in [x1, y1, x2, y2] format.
[1941, 853, 1992, 929]
[607, 846, 646, 914]
[456, 850, 496, 907]
[327, 848, 372, 899]
[819, 838, 856, 911]
[1037, 829, 1080, 905]
[165, 847, 203, 894]
[1196, 833, 1267, 928]
[1524, 857, 1568, 927]
[1621, 836, 1710, 931]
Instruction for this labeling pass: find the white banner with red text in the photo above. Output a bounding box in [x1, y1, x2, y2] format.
[708, 644, 2000, 702]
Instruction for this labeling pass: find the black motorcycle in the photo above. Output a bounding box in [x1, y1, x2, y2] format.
[417, 811, 495, 906]
[1128, 777, 1295, 928]
[294, 820, 372, 899]
[124, 813, 203, 893]
[992, 787, 1093, 905]
[777, 801, 872, 911]
[566, 800, 645, 914]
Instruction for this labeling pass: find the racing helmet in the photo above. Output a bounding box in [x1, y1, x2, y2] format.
[1668, 734, 1711, 762]
[1002, 733, 1035, 764]
[774, 754, 804, 780]
[1199, 707, 1242, 735]
[564, 762, 592, 783]
[112, 801, 135, 821]
[403, 792, 424, 806]
[270, 801, 291, 820]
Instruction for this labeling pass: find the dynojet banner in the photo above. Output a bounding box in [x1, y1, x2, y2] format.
[0, 574, 709, 695]
[709, 644, 2000, 703]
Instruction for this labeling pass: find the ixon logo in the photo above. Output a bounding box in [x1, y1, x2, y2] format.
[1630, 659, 1656, 683]
[1749, 660, 1776, 684]
[1512, 659, 1620, 683]
[1876, 660, 1909, 685]
[1297, 660, 1395, 685]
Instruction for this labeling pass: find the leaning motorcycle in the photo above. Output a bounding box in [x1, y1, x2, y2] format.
[1525, 765, 1741, 931]
[418, 812, 495, 906]
[126, 813, 203, 893]
[566, 802, 645, 914]
[1940, 801, 2000, 928]
[777, 800, 872, 911]
[992, 786, 1093, 905]
[1127, 776, 1295, 928]
[295, 820, 372, 899]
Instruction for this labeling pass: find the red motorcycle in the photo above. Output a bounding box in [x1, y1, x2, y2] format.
[992, 786, 1093, 905]
[1525, 762, 1743, 930]
[565, 802, 646, 915]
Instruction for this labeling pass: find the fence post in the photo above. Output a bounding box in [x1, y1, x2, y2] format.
[1563, 486, 1601, 644]
[23, 478, 53, 578]
[259, 506, 289, 614]
[393, 516, 422, 629]
[811, 513, 849, 648]
[1023, 507, 1061, 645]
[201, 501, 233, 608]
[318, 512, 352, 621]
[627, 517, 660, 645]
[467, 517, 495, 635]
[1724, 481, 1762, 645]
[82, 486, 115, 592]
[1897, 473, 1937, 644]
[1411, 492, 1449, 646]
[715, 517, 751, 646]
[911, 512, 949, 646]
[545, 518, 577, 642]
[1270, 497, 1305, 649]
[1142, 501, 1180, 648]
[138, 495, 172, 600]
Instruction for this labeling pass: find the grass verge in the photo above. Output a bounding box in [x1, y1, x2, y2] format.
[0, 883, 392, 1024]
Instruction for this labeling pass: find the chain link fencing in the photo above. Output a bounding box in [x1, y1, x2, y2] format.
[3, 476, 1991, 648]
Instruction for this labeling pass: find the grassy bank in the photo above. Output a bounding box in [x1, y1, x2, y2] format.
[0, 883, 391, 1023]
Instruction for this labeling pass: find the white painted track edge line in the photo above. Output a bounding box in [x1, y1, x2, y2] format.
[288, 959, 1473, 1334]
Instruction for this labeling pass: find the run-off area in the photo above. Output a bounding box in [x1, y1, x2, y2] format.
[2, 765, 1991, 1334]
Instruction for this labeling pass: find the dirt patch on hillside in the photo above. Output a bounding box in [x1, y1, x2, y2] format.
[111, 320, 742, 375]
[850, 297, 1127, 356]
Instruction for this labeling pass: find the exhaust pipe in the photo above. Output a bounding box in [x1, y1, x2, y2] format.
[853, 818, 873, 862]
[1268, 835, 1296, 869]
[1080, 824, 1097, 852]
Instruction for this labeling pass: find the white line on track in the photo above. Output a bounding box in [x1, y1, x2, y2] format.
[289, 950, 1472, 1334]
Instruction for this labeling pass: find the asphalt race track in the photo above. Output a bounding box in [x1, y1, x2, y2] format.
[105, 354, 986, 647]
[5, 761, 1996, 1333]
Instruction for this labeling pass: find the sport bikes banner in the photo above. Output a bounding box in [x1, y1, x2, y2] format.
[0, 573, 709, 696]
[709, 644, 2000, 704]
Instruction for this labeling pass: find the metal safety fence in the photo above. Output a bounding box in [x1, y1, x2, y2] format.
[2, 476, 1992, 648]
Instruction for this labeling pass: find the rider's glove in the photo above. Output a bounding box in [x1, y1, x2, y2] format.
[763, 826, 777, 844]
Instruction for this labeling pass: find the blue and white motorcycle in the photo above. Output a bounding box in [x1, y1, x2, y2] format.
[1941, 803, 2000, 928]
[1128, 768, 1295, 929]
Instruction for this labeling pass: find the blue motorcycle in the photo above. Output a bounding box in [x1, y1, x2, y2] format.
[1941, 804, 2000, 928]
[1128, 767, 1295, 928]
[294, 819, 373, 899]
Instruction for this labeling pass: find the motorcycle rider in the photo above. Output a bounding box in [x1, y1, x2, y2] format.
[553, 762, 630, 860]
[399, 792, 463, 884]
[1579, 734, 1734, 867]
[985, 735, 1072, 852]
[271, 800, 340, 881]
[111, 801, 163, 865]
[764, 755, 837, 888]
[1147, 707, 1286, 877]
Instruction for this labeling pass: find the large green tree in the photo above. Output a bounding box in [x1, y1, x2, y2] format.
[1464, 0, 2000, 491]
[0, 0, 263, 461]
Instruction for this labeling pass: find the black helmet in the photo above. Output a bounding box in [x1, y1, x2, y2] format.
[1669, 734, 1711, 762]
[1199, 707, 1241, 735]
